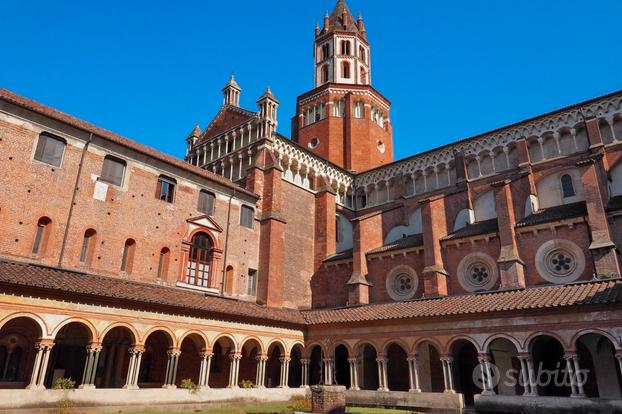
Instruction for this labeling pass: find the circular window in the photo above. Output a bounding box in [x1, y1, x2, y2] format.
[535, 239, 585, 284]
[457, 253, 499, 292]
[308, 138, 320, 149]
[377, 139, 386, 154]
[386, 265, 418, 301]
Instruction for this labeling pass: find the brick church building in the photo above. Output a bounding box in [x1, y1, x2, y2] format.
[1, 1, 622, 412]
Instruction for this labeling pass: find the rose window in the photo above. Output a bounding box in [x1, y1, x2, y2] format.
[471, 265, 489, 284]
[535, 240, 585, 284]
[458, 253, 499, 293]
[386, 266, 418, 301]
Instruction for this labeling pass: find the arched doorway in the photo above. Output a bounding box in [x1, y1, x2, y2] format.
[488, 338, 522, 395]
[415, 341, 444, 392]
[576, 333, 622, 398]
[309, 346, 323, 386]
[176, 334, 206, 387]
[47, 322, 91, 388]
[356, 343, 379, 390]
[138, 330, 173, 388]
[96, 326, 135, 388]
[450, 339, 479, 406]
[238, 338, 261, 387]
[266, 342, 284, 388]
[386, 343, 409, 391]
[334, 344, 350, 388]
[530, 335, 569, 397]
[186, 232, 214, 288]
[0, 317, 41, 388]
[288, 345, 303, 388]
[209, 336, 235, 388]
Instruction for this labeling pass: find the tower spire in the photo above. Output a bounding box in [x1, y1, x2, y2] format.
[222, 75, 241, 107]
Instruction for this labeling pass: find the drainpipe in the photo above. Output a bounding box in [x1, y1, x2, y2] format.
[220, 188, 237, 295]
[58, 133, 93, 267]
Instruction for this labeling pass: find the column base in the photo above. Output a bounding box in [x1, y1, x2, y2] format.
[122, 384, 139, 390]
[349, 386, 360, 391]
[25, 384, 45, 390]
[78, 384, 96, 390]
[227, 385, 240, 389]
[198, 385, 210, 390]
[162, 384, 177, 389]
[481, 390, 496, 396]
[300, 385, 310, 389]
[277, 385, 290, 389]
[571, 393, 586, 398]
[409, 388, 421, 393]
[444, 389, 456, 394]
[377, 387, 389, 392]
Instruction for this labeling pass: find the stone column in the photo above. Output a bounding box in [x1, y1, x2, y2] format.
[123, 347, 143, 389]
[26, 342, 53, 390]
[571, 355, 586, 397]
[198, 352, 212, 388]
[347, 358, 360, 390]
[518, 353, 538, 396]
[322, 358, 334, 385]
[255, 355, 267, 388]
[228, 353, 241, 388]
[376, 357, 388, 391]
[163, 350, 181, 388]
[477, 354, 496, 395]
[407, 355, 421, 392]
[564, 354, 579, 397]
[80, 344, 102, 389]
[517, 355, 533, 396]
[441, 357, 455, 393]
[300, 358, 310, 388]
[279, 357, 291, 388]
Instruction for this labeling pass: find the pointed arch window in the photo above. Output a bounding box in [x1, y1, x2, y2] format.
[342, 62, 351, 79]
[120, 238, 136, 274]
[320, 43, 330, 60]
[561, 174, 576, 198]
[340, 40, 351, 56]
[359, 46, 366, 63]
[185, 232, 213, 288]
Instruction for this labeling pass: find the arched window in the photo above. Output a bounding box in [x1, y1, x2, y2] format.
[32, 217, 52, 255]
[340, 40, 351, 55]
[224, 265, 234, 295]
[360, 67, 367, 84]
[359, 46, 366, 63]
[342, 62, 351, 79]
[321, 43, 330, 60]
[321, 64, 329, 84]
[354, 101, 364, 118]
[120, 239, 136, 274]
[561, 174, 575, 198]
[79, 229, 97, 264]
[185, 232, 213, 288]
[157, 247, 170, 279]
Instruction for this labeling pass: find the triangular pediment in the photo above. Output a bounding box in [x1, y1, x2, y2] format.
[187, 214, 224, 233]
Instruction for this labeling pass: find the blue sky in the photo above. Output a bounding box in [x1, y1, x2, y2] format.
[1, 0, 621, 161]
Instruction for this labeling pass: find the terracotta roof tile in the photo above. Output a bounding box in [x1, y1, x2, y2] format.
[324, 249, 353, 263]
[0, 88, 258, 199]
[367, 234, 423, 255]
[0, 260, 304, 326]
[442, 219, 498, 241]
[516, 202, 586, 227]
[302, 279, 622, 325]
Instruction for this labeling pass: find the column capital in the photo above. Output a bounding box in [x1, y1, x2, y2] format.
[129, 346, 145, 355]
[300, 358, 311, 364]
[375, 357, 387, 364]
[440, 356, 454, 363]
[256, 355, 269, 362]
[279, 357, 291, 363]
[167, 350, 182, 358]
[229, 353, 242, 361]
[200, 352, 214, 359]
[516, 352, 530, 360]
[477, 353, 491, 363]
[347, 357, 358, 364]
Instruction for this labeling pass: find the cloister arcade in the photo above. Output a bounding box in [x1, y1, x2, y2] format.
[1, 313, 622, 409]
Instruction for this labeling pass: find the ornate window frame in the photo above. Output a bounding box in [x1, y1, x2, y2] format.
[386, 265, 418, 301]
[457, 252, 499, 293]
[535, 239, 585, 284]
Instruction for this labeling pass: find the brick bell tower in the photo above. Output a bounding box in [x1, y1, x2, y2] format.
[291, 0, 393, 172]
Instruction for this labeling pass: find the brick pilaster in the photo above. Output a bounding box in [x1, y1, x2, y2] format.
[577, 156, 621, 277]
[314, 176, 337, 270]
[420, 196, 449, 297]
[492, 179, 526, 289]
[347, 213, 383, 305]
[246, 142, 287, 307]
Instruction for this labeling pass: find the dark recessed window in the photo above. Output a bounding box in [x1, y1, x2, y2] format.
[79, 229, 97, 264]
[120, 239, 136, 274]
[240, 205, 255, 229]
[156, 175, 176, 203]
[561, 174, 576, 198]
[157, 247, 170, 279]
[100, 156, 126, 186]
[32, 217, 52, 255]
[34, 133, 66, 167]
[198, 190, 216, 215]
[246, 269, 258, 296]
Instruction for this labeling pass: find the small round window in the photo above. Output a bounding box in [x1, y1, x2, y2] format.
[535, 239, 585, 284]
[308, 138, 320, 149]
